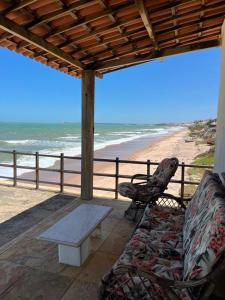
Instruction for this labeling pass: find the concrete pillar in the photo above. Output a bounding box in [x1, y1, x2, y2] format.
[81, 70, 95, 200]
[215, 21, 225, 174]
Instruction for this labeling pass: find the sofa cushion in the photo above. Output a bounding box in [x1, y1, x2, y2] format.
[105, 227, 186, 299]
[139, 205, 185, 232]
[113, 227, 184, 280]
[183, 171, 221, 252]
[183, 173, 225, 280]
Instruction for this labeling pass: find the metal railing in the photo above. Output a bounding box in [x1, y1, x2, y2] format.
[0, 150, 213, 198]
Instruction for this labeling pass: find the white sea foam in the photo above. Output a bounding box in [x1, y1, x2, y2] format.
[5, 140, 37, 145]
[59, 136, 80, 140]
[0, 126, 184, 179]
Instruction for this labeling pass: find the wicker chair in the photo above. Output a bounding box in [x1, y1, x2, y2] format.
[118, 157, 179, 221]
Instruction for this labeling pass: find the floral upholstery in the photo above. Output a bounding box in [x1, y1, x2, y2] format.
[118, 157, 179, 202]
[183, 171, 221, 250]
[99, 170, 225, 300]
[139, 205, 185, 232]
[183, 171, 225, 281]
[102, 225, 187, 300]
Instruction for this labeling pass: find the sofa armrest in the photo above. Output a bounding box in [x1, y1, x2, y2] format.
[160, 192, 191, 209]
[115, 265, 209, 294]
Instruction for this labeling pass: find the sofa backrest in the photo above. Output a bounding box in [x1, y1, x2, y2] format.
[148, 157, 179, 190]
[183, 170, 225, 281]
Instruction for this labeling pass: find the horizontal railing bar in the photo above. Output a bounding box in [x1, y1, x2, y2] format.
[93, 186, 115, 192]
[16, 177, 36, 183]
[0, 175, 13, 180]
[180, 164, 213, 169]
[16, 165, 35, 170]
[63, 183, 81, 188]
[38, 153, 61, 158]
[64, 170, 81, 174]
[63, 156, 81, 160]
[94, 172, 116, 178]
[0, 163, 14, 168]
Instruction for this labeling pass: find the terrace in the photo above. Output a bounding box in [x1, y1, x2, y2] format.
[0, 0, 225, 299]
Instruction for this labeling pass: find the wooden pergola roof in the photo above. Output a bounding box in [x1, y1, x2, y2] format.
[0, 0, 224, 78]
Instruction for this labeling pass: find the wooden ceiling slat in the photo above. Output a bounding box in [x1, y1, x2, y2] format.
[27, 0, 97, 29]
[44, 1, 135, 38]
[0, 13, 84, 70]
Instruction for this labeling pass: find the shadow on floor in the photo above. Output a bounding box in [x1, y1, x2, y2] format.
[0, 194, 77, 247]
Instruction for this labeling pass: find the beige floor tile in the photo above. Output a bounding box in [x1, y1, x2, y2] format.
[76, 252, 118, 283]
[61, 280, 98, 300]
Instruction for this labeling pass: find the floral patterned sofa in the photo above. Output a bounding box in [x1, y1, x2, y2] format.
[99, 170, 225, 300]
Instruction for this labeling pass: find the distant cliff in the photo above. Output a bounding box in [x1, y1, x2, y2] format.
[187, 119, 216, 146]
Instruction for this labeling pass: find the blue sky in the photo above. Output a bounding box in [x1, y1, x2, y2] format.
[0, 46, 220, 124]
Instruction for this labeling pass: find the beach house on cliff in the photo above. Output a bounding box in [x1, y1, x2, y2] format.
[0, 0, 225, 299]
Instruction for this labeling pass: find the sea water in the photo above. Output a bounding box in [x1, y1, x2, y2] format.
[0, 122, 182, 177]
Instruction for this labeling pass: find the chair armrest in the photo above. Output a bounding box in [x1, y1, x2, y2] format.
[131, 174, 152, 184]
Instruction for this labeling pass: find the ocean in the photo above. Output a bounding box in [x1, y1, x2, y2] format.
[0, 122, 182, 178]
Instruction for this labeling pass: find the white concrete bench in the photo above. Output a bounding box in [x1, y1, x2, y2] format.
[38, 204, 113, 267]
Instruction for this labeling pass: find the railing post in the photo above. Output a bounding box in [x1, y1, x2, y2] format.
[181, 162, 185, 199]
[13, 150, 17, 187]
[147, 159, 150, 178]
[60, 153, 64, 193]
[115, 157, 119, 199]
[35, 152, 39, 189]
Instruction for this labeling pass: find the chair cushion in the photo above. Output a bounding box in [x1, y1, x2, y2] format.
[183, 171, 225, 280]
[153, 157, 179, 188]
[118, 157, 179, 201]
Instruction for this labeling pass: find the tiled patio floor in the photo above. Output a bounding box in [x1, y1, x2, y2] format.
[0, 195, 134, 300]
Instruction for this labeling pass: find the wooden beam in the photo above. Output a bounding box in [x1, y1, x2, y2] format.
[0, 14, 84, 70]
[135, 0, 158, 50]
[81, 70, 95, 200]
[93, 39, 219, 71]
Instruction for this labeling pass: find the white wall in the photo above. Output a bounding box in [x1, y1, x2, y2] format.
[214, 21, 225, 174]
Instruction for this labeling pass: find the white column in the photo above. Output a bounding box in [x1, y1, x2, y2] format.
[214, 21, 225, 174]
[81, 70, 95, 200]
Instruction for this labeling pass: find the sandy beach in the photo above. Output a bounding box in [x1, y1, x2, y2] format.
[92, 128, 209, 197]
[16, 127, 210, 198]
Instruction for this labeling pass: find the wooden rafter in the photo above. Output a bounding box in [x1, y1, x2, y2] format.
[135, 0, 159, 50]
[93, 40, 219, 71]
[0, 14, 84, 70]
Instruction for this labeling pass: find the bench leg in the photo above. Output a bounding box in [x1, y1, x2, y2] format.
[92, 223, 102, 238]
[58, 237, 90, 267]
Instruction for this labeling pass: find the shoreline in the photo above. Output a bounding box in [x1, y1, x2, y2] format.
[0, 127, 210, 198]
[19, 128, 184, 184]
